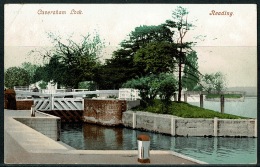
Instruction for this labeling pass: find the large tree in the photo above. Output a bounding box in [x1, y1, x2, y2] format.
[5, 67, 30, 89]
[31, 32, 104, 88]
[21, 62, 39, 84]
[98, 24, 175, 89]
[133, 42, 178, 75]
[182, 51, 200, 90]
[165, 6, 195, 101]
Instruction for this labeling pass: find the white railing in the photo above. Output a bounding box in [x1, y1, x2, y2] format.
[34, 98, 84, 111]
[15, 90, 120, 111]
[119, 88, 141, 100]
[14, 86, 31, 92]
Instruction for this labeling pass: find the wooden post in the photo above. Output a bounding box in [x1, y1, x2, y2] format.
[220, 94, 224, 113]
[200, 94, 204, 108]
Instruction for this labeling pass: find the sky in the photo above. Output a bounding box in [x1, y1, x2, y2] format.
[4, 4, 257, 87]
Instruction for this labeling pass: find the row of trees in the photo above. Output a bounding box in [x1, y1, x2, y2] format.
[4, 6, 227, 105]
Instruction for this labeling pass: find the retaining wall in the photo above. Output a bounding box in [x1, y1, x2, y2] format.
[16, 100, 34, 110]
[14, 112, 61, 141]
[122, 111, 257, 137]
[83, 99, 127, 126]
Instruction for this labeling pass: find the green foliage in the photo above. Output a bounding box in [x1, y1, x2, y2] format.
[21, 62, 39, 84]
[123, 73, 177, 109]
[97, 24, 175, 89]
[134, 42, 178, 74]
[182, 51, 200, 90]
[133, 100, 246, 119]
[30, 32, 104, 88]
[78, 81, 96, 90]
[4, 67, 30, 89]
[201, 72, 227, 93]
[164, 6, 197, 102]
[32, 65, 49, 83]
[38, 81, 48, 89]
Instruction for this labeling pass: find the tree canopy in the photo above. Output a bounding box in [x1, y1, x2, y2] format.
[4, 67, 30, 89]
[32, 32, 104, 88]
[201, 72, 227, 94]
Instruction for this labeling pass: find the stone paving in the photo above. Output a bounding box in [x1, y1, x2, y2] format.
[4, 109, 206, 165]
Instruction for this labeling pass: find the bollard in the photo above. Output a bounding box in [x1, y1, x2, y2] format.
[137, 134, 150, 163]
[31, 105, 35, 117]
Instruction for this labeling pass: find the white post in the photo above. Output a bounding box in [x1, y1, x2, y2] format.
[82, 98, 85, 110]
[255, 119, 257, 137]
[133, 112, 136, 129]
[214, 117, 218, 137]
[51, 94, 54, 110]
[171, 117, 176, 136]
[31, 105, 35, 117]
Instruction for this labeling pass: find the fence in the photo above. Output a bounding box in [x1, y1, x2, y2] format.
[119, 88, 141, 100]
[15, 90, 120, 111]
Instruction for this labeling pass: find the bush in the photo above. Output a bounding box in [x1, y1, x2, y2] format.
[123, 73, 177, 109]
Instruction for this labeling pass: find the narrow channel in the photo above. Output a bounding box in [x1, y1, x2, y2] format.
[60, 122, 257, 164]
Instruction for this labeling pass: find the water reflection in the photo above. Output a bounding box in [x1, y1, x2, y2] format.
[60, 123, 256, 164]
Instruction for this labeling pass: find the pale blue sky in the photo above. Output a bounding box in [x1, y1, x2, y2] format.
[4, 4, 257, 87]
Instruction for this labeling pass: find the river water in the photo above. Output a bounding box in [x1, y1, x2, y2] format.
[60, 97, 257, 164]
[188, 97, 257, 118]
[60, 123, 257, 164]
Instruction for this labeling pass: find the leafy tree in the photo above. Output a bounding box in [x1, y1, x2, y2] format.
[30, 32, 104, 88]
[201, 72, 227, 94]
[122, 73, 177, 108]
[32, 65, 49, 83]
[99, 24, 175, 89]
[78, 81, 96, 90]
[96, 49, 139, 89]
[182, 51, 200, 90]
[122, 74, 159, 107]
[157, 73, 177, 113]
[4, 67, 30, 89]
[134, 42, 178, 75]
[165, 6, 195, 101]
[21, 62, 39, 84]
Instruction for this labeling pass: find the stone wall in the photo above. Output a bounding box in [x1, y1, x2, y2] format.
[83, 99, 127, 126]
[14, 113, 61, 141]
[16, 100, 34, 110]
[122, 111, 257, 137]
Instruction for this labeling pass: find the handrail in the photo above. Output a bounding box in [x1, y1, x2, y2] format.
[15, 90, 120, 98]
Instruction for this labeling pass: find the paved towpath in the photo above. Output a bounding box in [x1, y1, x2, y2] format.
[4, 109, 206, 165]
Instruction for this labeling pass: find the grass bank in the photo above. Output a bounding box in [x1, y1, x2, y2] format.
[206, 94, 243, 99]
[133, 100, 247, 119]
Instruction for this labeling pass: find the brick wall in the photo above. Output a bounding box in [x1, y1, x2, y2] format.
[16, 100, 34, 110]
[83, 99, 127, 126]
